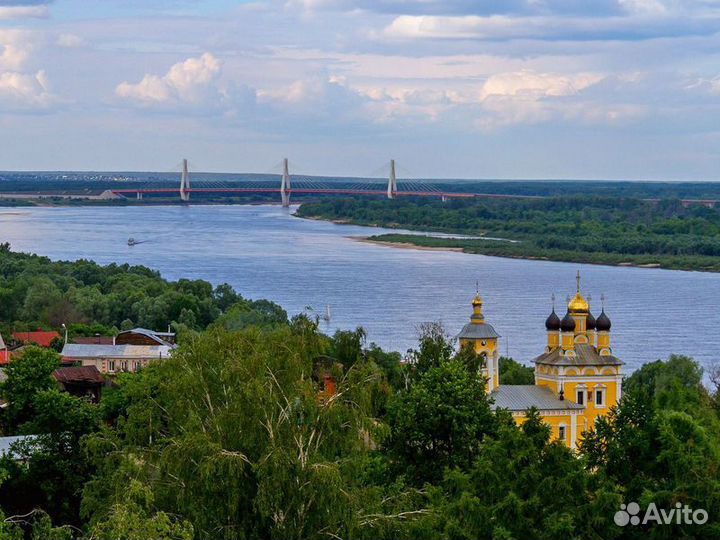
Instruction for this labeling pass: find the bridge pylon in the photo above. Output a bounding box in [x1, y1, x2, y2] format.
[180, 159, 190, 202]
[387, 159, 397, 199]
[280, 158, 291, 207]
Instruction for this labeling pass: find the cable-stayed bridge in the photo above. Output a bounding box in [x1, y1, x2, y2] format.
[109, 158, 719, 208]
[110, 158, 537, 206]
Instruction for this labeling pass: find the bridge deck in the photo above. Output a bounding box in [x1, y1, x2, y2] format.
[109, 187, 718, 206]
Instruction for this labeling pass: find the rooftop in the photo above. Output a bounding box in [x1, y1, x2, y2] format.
[61, 343, 172, 359]
[116, 327, 176, 346]
[533, 343, 624, 367]
[491, 385, 584, 412]
[457, 322, 501, 340]
[53, 366, 105, 384]
[12, 330, 60, 348]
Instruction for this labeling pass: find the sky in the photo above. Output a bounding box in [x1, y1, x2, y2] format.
[0, 0, 719, 180]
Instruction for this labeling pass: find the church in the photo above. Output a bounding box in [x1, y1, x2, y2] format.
[457, 273, 623, 449]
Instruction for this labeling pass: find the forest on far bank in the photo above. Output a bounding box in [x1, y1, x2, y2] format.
[296, 196, 720, 272]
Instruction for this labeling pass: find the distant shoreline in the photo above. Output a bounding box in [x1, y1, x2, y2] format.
[350, 236, 465, 252]
[350, 233, 711, 273]
[353, 234, 672, 267]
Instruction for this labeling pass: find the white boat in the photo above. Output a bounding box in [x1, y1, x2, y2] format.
[321, 304, 331, 322]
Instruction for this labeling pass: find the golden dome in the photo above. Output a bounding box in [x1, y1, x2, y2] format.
[471, 292, 485, 323]
[568, 292, 589, 313]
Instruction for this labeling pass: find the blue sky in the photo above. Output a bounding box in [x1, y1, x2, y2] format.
[0, 0, 719, 179]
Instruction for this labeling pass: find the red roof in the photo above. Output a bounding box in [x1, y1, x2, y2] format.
[12, 330, 61, 348]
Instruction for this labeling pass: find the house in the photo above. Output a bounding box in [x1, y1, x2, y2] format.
[12, 330, 61, 348]
[70, 328, 175, 347]
[60, 342, 174, 374]
[0, 333, 8, 365]
[53, 366, 105, 403]
[457, 272, 622, 449]
[313, 356, 342, 402]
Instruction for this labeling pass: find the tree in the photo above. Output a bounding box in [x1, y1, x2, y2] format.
[82, 326, 380, 540]
[90, 480, 193, 540]
[330, 327, 367, 367]
[212, 283, 241, 312]
[499, 357, 535, 385]
[404, 410, 622, 540]
[0, 389, 101, 528]
[386, 359, 496, 483]
[407, 322, 454, 376]
[582, 357, 720, 539]
[1, 346, 60, 430]
[623, 354, 707, 413]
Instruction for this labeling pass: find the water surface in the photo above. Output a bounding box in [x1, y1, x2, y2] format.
[1, 205, 717, 372]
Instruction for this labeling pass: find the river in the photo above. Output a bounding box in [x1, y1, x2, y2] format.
[1, 204, 718, 373]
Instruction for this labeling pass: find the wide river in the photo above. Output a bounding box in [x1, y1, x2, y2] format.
[1, 205, 718, 373]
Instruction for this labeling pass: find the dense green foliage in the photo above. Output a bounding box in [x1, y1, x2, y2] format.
[0, 251, 718, 538]
[499, 356, 535, 385]
[297, 197, 720, 271]
[0, 244, 284, 336]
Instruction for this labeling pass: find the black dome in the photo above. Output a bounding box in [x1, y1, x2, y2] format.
[596, 309, 611, 331]
[560, 311, 576, 332]
[586, 311, 596, 330]
[545, 310, 561, 331]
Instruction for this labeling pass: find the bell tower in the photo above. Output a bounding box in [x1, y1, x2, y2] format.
[457, 286, 501, 392]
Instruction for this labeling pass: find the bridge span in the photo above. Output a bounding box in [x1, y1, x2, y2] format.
[110, 158, 718, 208]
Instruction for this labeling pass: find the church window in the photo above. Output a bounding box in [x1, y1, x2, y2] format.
[576, 389, 585, 405]
[596, 389, 605, 406]
[558, 425, 566, 441]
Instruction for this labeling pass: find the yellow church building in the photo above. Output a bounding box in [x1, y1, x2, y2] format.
[457, 273, 623, 449]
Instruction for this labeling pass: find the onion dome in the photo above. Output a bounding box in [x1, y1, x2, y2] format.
[586, 311, 596, 330]
[568, 292, 589, 314]
[596, 309, 611, 331]
[560, 311, 576, 332]
[470, 293, 485, 323]
[545, 310, 561, 331]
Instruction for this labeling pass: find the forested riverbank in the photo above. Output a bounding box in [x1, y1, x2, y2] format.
[296, 197, 720, 272]
[0, 247, 719, 538]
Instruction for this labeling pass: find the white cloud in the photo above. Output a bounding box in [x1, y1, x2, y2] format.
[383, 15, 532, 40]
[380, 9, 720, 41]
[685, 75, 720, 95]
[0, 5, 49, 20]
[480, 71, 604, 100]
[618, 0, 669, 15]
[0, 29, 36, 70]
[116, 53, 223, 106]
[0, 69, 61, 110]
[57, 33, 85, 48]
[471, 71, 648, 129]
